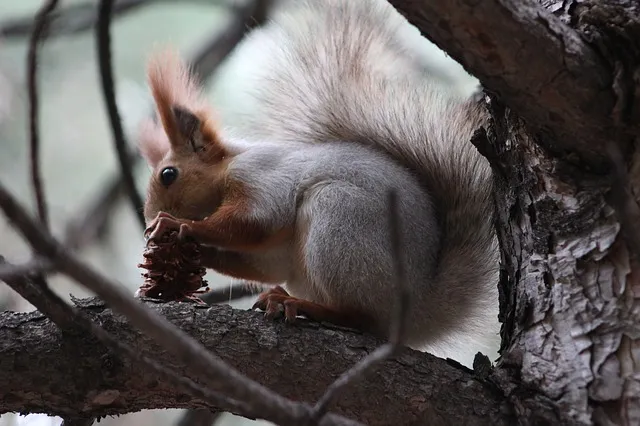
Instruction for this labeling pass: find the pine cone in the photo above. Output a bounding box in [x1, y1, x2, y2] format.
[137, 230, 209, 303]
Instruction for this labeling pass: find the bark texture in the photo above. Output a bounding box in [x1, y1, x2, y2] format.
[474, 99, 640, 425]
[385, 0, 640, 424]
[389, 0, 640, 164]
[0, 298, 514, 426]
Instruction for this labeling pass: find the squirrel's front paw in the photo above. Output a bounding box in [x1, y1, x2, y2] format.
[145, 211, 191, 242]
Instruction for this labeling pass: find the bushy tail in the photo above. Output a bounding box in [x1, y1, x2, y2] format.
[219, 0, 499, 354]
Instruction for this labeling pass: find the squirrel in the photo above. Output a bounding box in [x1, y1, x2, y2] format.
[138, 0, 500, 367]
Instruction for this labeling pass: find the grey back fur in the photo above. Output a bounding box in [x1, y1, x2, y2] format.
[217, 0, 499, 365]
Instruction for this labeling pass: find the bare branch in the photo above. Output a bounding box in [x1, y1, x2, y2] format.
[0, 256, 74, 330]
[63, 171, 129, 250]
[190, 0, 271, 81]
[0, 181, 362, 426]
[95, 0, 146, 228]
[199, 282, 259, 305]
[0, 298, 514, 425]
[1, 0, 148, 39]
[0, 257, 53, 284]
[27, 0, 59, 230]
[310, 190, 411, 422]
[0, 260, 256, 308]
[0, 257, 256, 419]
[386, 190, 410, 345]
[387, 0, 636, 164]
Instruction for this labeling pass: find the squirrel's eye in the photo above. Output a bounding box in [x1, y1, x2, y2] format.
[160, 167, 178, 187]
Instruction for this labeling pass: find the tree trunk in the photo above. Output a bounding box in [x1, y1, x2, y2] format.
[386, 0, 640, 424]
[474, 100, 640, 425]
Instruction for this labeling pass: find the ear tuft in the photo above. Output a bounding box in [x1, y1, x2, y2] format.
[146, 47, 211, 143]
[137, 117, 170, 168]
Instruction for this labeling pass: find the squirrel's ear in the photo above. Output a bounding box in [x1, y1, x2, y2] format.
[146, 47, 224, 160]
[171, 105, 225, 161]
[172, 105, 205, 152]
[137, 117, 170, 168]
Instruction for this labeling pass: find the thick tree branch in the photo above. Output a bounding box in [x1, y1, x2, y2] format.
[0, 258, 258, 419]
[0, 298, 515, 426]
[474, 92, 640, 424]
[388, 0, 639, 164]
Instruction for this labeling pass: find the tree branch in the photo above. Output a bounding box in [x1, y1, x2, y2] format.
[27, 0, 59, 230]
[96, 0, 146, 229]
[387, 0, 639, 164]
[190, 0, 271, 82]
[0, 298, 514, 425]
[0, 257, 257, 420]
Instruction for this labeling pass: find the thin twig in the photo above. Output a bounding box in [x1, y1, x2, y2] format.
[385, 190, 410, 345]
[0, 260, 257, 306]
[27, 0, 59, 230]
[309, 190, 411, 422]
[63, 169, 128, 250]
[0, 257, 53, 284]
[199, 282, 258, 305]
[191, 0, 271, 81]
[96, 0, 146, 228]
[0, 257, 256, 418]
[0, 181, 362, 426]
[0, 256, 74, 329]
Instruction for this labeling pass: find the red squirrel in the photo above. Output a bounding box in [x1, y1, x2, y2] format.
[138, 0, 499, 366]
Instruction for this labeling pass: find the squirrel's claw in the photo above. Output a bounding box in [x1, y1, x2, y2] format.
[252, 286, 299, 322]
[145, 212, 189, 242]
[253, 286, 366, 330]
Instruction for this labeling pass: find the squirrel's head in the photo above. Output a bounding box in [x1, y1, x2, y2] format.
[138, 48, 228, 225]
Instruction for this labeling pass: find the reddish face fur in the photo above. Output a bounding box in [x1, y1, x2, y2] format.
[138, 48, 229, 225]
[143, 153, 228, 224]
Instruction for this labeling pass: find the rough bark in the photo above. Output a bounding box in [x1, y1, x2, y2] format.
[389, 0, 640, 164]
[0, 298, 514, 426]
[473, 98, 640, 425]
[383, 1, 640, 424]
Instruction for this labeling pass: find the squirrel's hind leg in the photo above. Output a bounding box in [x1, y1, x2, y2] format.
[252, 286, 374, 331]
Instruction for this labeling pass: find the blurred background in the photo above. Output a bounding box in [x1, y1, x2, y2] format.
[0, 1, 477, 425]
